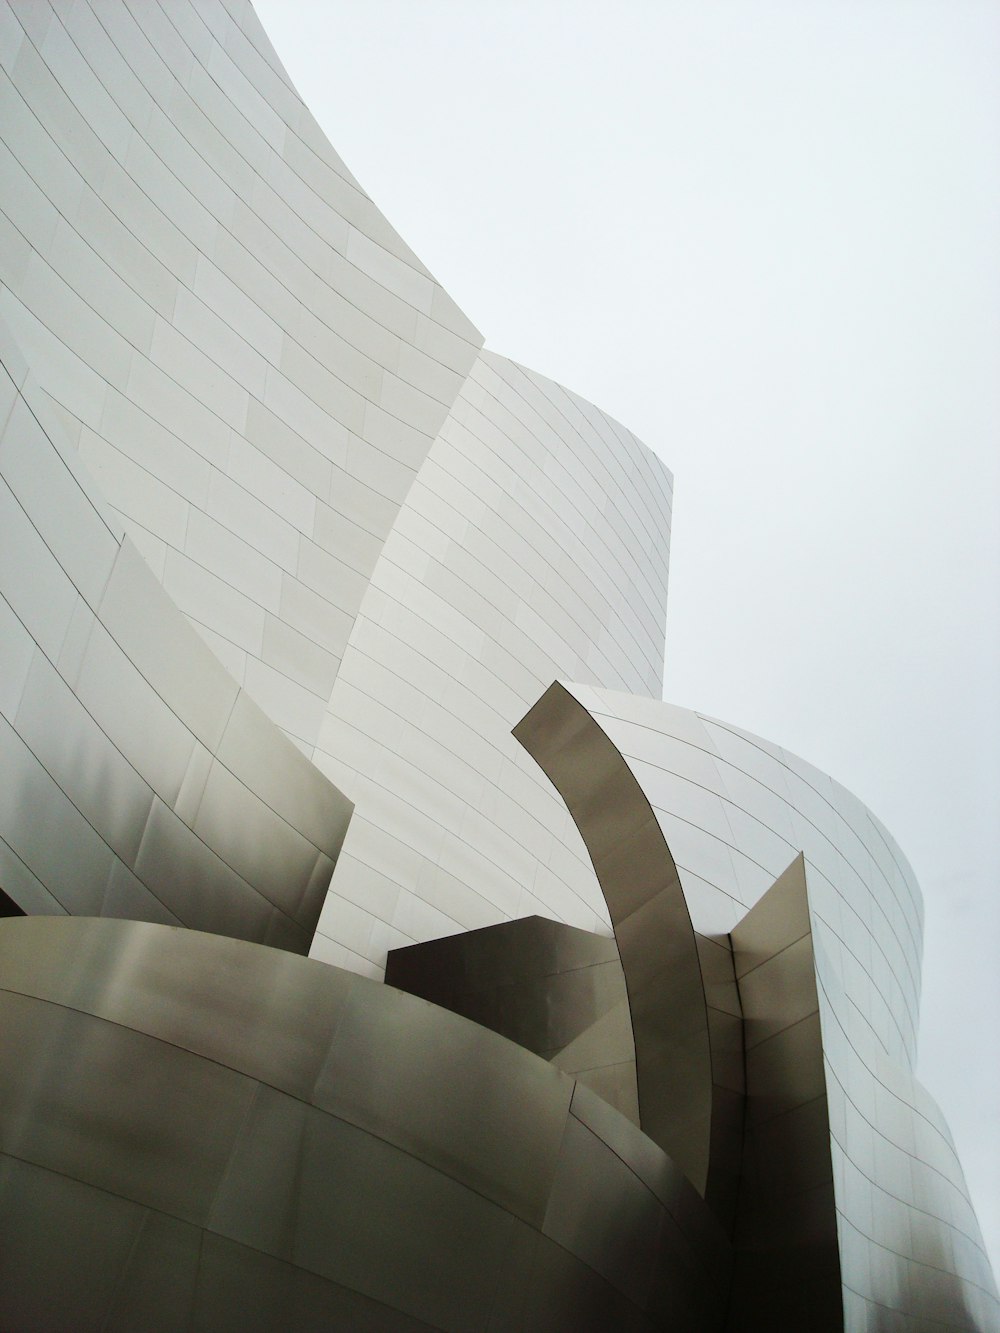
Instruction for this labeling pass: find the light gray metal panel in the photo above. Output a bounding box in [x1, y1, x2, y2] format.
[0, 394, 119, 608]
[1, 0, 484, 757]
[0, 712, 114, 914]
[14, 646, 155, 866]
[0, 313, 352, 945]
[98, 537, 240, 752]
[314, 348, 672, 970]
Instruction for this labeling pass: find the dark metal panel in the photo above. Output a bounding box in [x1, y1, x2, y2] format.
[104, 1210, 202, 1333]
[387, 914, 638, 1122]
[289, 1104, 519, 1331]
[0, 1153, 146, 1333]
[207, 1083, 316, 1264]
[727, 855, 842, 1329]
[543, 1113, 665, 1309]
[191, 1232, 438, 1333]
[742, 1012, 827, 1124]
[519, 1233, 656, 1333]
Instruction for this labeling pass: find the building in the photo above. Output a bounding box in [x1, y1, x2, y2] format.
[0, 1, 995, 1328]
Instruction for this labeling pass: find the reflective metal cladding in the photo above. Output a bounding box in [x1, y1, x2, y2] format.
[0, 0, 996, 1329]
[0, 916, 729, 1332]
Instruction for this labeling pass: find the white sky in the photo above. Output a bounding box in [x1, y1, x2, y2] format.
[254, 0, 1000, 1272]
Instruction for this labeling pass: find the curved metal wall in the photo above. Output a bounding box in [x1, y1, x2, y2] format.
[311, 350, 671, 974]
[0, 916, 729, 1332]
[530, 683, 998, 1331]
[0, 3, 993, 1326]
[0, 313, 352, 947]
[0, 0, 482, 752]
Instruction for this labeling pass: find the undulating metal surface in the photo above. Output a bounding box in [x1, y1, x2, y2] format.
[0, 1, 995, 1327]
[0, 314, 352, 948]
[0, 916, 731, 1332]
[311, 349, 672, 976]
[0, 0, 482, 753]
[518, 684, 999, 1330]
[387, 915, 639, 1125]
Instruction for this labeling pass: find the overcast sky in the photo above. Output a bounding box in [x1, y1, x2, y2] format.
[254, 0, 1000, 1271]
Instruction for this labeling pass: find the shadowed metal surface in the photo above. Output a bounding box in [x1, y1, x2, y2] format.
[513, 681, 718, 1198]
[386, 915, 639, 1125]
[521, 684, 1000, 1330]
[0, 915, 731, 1332]
[727, 853, 842, 1330]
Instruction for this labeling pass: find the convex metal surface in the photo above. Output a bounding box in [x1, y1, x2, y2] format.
[0, 916, 730, 1332]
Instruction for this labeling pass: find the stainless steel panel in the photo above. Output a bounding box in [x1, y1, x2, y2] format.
[314, 975, 574, 1227]
[14, 647, 156, 867]
[103, 1210, 202, 1333]
[0, 712, 113, 913]
[217, 687, 353, 863]
[289, 1103, 520, 1330]
[98, 538, 239, 753]
[192, 1232, 436, 1333]
[0, 989, 257, 1225]
[0, 917, 353, 1100]
[0, 394, 118, 608]
[519, 1234, 654, 1333]
[728, 857, 841, 1327]
[386, 915, 632, 1084]
[542, 1113, 666, 1309]
[0, 471, 79, 661]
[514, 682, 718, 1199]
[131, 794, 275, 942]
[0, 1153, 147, 1333]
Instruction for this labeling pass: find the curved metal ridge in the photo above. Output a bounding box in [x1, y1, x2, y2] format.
[513, 680, 715, 1196]
[0, 915, 730, 1331]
